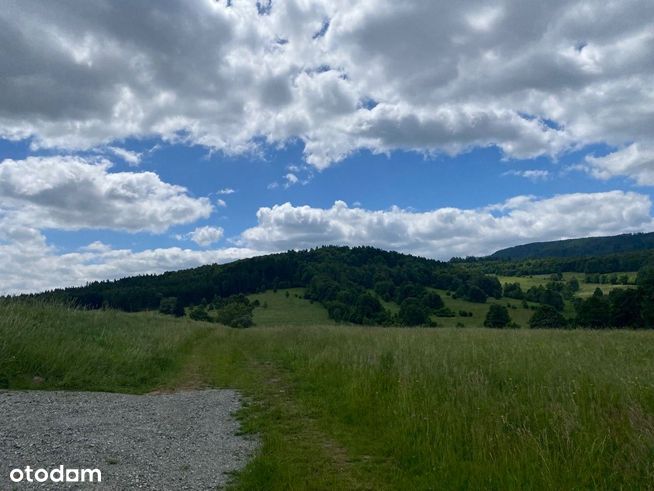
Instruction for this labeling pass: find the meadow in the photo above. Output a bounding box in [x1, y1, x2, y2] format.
[2, 300, 654, 489]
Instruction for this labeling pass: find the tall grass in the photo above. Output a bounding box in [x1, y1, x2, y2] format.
[0, 300, 209, 392]
[207, 327, 654, 489]
[2, 301, 654, 488]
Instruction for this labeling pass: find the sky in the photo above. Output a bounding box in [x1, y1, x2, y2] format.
[1, 0, 654, 294]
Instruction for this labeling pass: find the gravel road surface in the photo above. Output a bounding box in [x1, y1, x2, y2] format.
[0, 390, 258, 490]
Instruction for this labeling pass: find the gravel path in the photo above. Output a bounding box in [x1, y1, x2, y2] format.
[0, 390, 258, 490]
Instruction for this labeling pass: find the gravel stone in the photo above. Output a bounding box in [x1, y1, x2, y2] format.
[0, 390, 258, 490]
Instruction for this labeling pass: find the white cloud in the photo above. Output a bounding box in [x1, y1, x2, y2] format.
[2, 190, 651, 294]
[107, 146, 142, 166]
[583, 144, 654, 185]
[0, 156, 212, 233]
[185, 226, 224, 247]
[504, 169, 550, 181]
[0, 232, 264, 295]
[0, 0, 652, 179]
[284, 173, 299, 188]
[217, 188, 236, 195]
[216, 198, 227, 207]
[240, 192, 654, 258]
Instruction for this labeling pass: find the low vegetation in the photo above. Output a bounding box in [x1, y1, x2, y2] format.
[2, 300, 654, 489]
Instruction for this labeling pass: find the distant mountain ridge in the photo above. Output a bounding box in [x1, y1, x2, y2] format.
[489, 232, 654, 260]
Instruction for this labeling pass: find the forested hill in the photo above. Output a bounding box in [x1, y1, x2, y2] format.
[26, 246, 513, 326]
[489, 232, 654, 260]
[20, 243, 654, 329]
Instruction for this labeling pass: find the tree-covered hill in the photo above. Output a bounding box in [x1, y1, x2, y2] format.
[29, 246, 502, 326]
[458, 248, 654, 277]
[488, 232, 654, 260]
[16, 242, 654, 329]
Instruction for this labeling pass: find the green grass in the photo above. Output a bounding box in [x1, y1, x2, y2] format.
[429, 289, 540, 328]
[3, 300, 654, 489]
[0, 300, 211, 392]
[248, 288, 336, 326]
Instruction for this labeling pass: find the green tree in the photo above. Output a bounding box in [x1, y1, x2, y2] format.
[529, 305, 566, 329]
[484, 304, 511, 328]
[158, 297, 177, 315]
[422, 291, 444, 310]
[567, 277, 580, 292]
[399, 298, 429, 326]
[608, 288, 641, 328]
[503, 282, 524, 300]
[575, 295, 610, 328]
[189, 306, 210, 322]
[467, 286, 487, 303]
[637, 266, 654, 326]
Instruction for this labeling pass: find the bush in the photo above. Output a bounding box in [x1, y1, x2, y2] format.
[214, 295, 255, 327]
[189, 306, 210, 322]
[434, 307, 455, 317]
[159, 297, 184, 317]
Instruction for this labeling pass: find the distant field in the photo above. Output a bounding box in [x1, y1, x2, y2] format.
[256, 287, 540, 328]
[497, 272, 637, 297]
[432, 289, 539, 328]
[248, 288, 335, 326]
[3, 301, 654, 489]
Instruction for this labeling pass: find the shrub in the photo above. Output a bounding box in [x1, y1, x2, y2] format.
[189, 306, 210, 322]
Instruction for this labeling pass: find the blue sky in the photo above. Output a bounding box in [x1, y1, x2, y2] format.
[1, 0, 653, 293]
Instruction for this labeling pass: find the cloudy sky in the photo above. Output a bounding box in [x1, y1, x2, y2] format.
[1, 0, 653, 293]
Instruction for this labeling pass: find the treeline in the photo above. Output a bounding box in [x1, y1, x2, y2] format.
[27, 246, 486, 326]
[495, 268, 654, 329]
[456, 249, 654, 276]
[489, 232, 654, 260]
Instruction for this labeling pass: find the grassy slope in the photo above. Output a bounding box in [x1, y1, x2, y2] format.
[248, 288, 335, 326]
[0, 301, 209, 392]
[3, 301, 654, 489]
[255, 287, 539, 328]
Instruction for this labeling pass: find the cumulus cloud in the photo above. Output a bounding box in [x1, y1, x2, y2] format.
[240, 192, 654, 258]
[0, 156, 212, 233]
[0, 0, 652, 180]
[583, 144, 654, 185]
[185, 226, 224, 247]
[217, 188, 236, 195]
[0, 154, 239, 293]
[216, 198, 227, 208]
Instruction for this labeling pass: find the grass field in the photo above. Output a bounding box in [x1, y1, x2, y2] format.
[248, 288, 335, 326]
[497, 272, 637, 298]
[2, 300, 654, 489]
